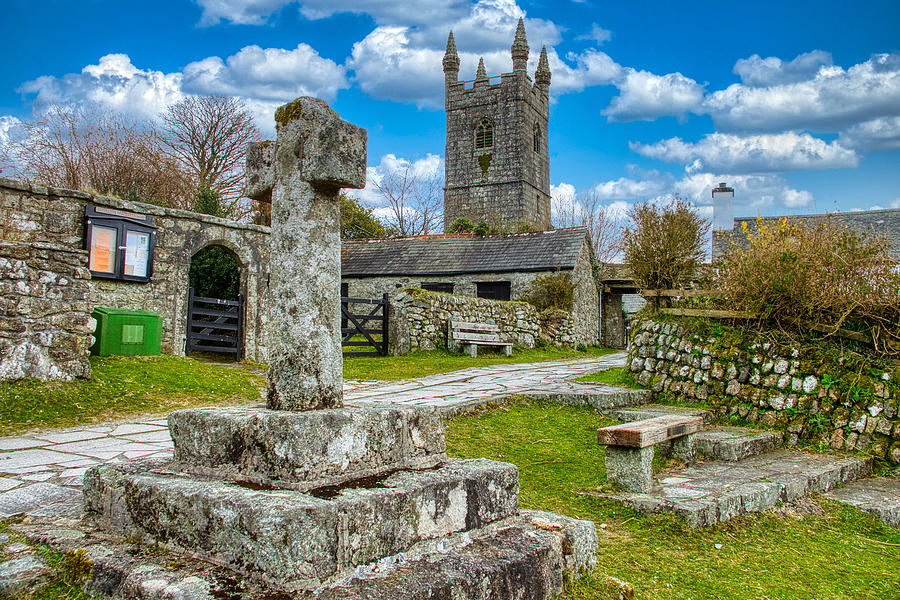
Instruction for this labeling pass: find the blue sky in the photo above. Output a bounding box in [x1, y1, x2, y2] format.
[1, 0, 898, 220]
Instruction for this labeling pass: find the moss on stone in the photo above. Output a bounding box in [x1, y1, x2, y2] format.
[275, 99, 304, 127]
[258, 140, 274, 148]
[478, 153, 492, 176]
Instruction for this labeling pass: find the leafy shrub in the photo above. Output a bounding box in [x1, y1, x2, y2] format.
[473, 220, 497, 235]
[622, 199, 708, 303]
[524, 272, 574, 311]
[448, 218, 475, 233]
[716, 216, 900, 356]
[193, 185, 224, 217]
[189, 245, 240, 300]
[340, 194, 390, 239]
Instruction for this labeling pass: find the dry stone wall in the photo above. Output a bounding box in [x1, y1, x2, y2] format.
[0, 179, 271, 361]
[627, 317, 900, 464]
[0, 240, 93, 380]
[389, 288, 581, 355]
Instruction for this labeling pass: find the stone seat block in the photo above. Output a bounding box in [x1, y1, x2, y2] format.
[168, 406, 446, 489]
[83, 457, 519, 591]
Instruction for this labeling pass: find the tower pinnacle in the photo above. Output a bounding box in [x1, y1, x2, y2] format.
[535, 45, 551, 91]
[475, 57, 488, 82]
[511, 17, 529, 71]
[442, 31, 460, 81]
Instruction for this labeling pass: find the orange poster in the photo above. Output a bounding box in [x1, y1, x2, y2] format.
[90, 227, 115, 273]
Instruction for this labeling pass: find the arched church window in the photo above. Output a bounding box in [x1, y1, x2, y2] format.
[533, 124, 540, 152]
[475, 119, 493, 149]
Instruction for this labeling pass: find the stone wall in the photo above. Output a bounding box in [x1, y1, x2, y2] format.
[389, 288, 584, 355]
[712, 208, 900, 261]
[0, 240, 93, 380]
[0, 179, 271, 361]
[627, 317, 900, 464]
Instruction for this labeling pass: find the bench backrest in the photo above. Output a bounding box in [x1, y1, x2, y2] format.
[449, 320, 501, 343]
[597, 415, 703, 448]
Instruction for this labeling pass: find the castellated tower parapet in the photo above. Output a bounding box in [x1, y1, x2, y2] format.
[442, 19, 552, 232]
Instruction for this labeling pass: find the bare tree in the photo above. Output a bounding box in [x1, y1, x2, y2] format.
[160, 95, 259, 211]
[553, 188, 623, 269]
[370, 161, 443, 237]
[9, 105, 191, 207]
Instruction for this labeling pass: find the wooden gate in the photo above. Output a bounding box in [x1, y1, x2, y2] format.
[186, 287, 244, 359]
[341, 293, 388, 357]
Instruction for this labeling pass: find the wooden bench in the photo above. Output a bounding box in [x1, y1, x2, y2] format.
[448, 320, 513, 358]
[597, 415, 703, 492]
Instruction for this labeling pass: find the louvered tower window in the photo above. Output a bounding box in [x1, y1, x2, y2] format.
[475, 119, 493, 149]
[533, 124, 540, 152]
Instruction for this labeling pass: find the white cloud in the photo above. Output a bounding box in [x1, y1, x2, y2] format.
[0, 116, 23, 148]
[602, 68, 705, 122]
[890, 198, 900, 209]
[837, 116, 900, 152]
[576, 24, 612, 44]
[15, 46, 348, 137]
[354, 152, 444, 207]
[588, 176, 670, 201]
[703, 53, 900, 132]
[675, 172, 814, 210]
[552, 49, 621, 94]
[19, 54, 184, 120]
[347, 27, 448, 108]
[733, 50, 833, 87]
[182, 44, 348, 102]
[631, 132, 860, 173]
[195, 0, 293, 25]
[0, 116, 25, 176]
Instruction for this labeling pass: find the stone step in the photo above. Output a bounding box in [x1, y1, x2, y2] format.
[694, 427, 783, 462]
[84, 458, 520, 591]
[823, 477, 900, 527]
[14, 510, 597, 600]
[528, 384, 651, 412]
[167, 406, 446, 490]
[609, 404, 715, 425]
[609, 450, 872, 528]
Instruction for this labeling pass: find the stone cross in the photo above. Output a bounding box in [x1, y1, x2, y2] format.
[246, 97, 366, 411]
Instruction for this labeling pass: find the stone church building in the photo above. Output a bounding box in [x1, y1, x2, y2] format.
[442, 20, 552, 232]
[341, 20, 601, 347]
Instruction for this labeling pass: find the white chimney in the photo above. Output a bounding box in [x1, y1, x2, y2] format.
[712, 182, 734, 231]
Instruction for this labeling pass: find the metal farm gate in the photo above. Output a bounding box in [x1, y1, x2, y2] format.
[186, 287, 245, 359]
[341, 293, 388, 357]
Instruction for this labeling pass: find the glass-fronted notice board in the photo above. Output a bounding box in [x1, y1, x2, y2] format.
[84, 206, 156, 282]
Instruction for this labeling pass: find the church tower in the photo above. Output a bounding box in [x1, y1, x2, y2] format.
[442, 19, 552, 232]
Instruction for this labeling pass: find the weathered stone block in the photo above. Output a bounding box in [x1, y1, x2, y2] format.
[606, 446, 654, 493]
[168, 406, 446, 488]
[84, 457, 519, 591]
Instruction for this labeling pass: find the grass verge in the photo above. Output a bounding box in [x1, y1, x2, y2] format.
[344, 345, 616, 381]
[446, 398, 900, 600]
[574, 366, 644, 389]
[0, 355, 264, 436]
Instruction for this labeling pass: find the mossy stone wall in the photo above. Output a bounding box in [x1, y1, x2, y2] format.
[627, 317, 899, 464]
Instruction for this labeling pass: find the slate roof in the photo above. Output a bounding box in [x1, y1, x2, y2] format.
[341, 228, 588, 277]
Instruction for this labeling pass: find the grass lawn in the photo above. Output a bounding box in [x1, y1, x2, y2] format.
[0, 355, 265, 436]
[446, 398, 900, 600]
[574, 366, 644, 389]
[343, 345, 616, 380]
[0, 346, 616, 435]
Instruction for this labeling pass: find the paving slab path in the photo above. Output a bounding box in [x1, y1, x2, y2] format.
[0, 352, 628, 517]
